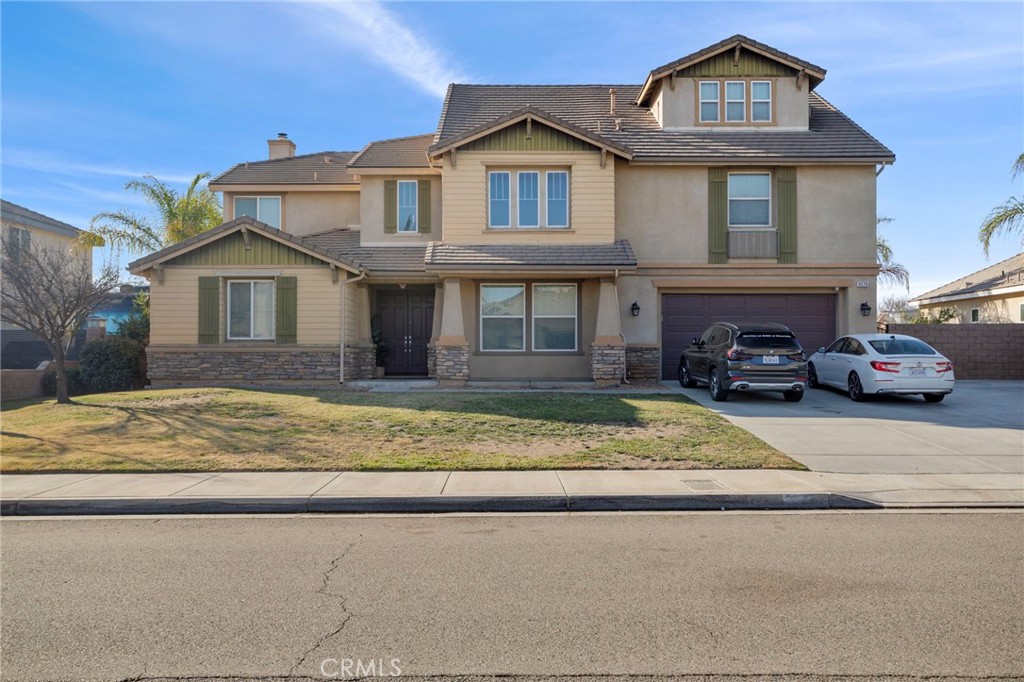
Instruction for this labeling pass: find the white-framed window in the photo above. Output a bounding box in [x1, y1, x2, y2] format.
[6, 227, 31, 262]
[699, 81, 720, 123]
[751, 81, 772, 122]
[227, 280, 275, 340]
[488, 169, 570, 229]
[518, 172, 539, 228]
[397, 180, 418, 233]
[546, 171, 569, 228]
[725, 81, 746, 122]
[488, 172, 511, 228]
[234, 196, 281, 228]
[728, 172, 771, 227]
[480, 284, 525, 351]
[970, 308, 980, 323]
[532, 284, 577, 351]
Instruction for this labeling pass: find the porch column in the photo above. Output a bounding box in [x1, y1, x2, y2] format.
[344, 282, 375, 381]
[435, 278, 469, 386]
[591, 277, 625, 386]
[427, 282, 443, 379]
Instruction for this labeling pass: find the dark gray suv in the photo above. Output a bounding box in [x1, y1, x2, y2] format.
[678, 322, 808, 402]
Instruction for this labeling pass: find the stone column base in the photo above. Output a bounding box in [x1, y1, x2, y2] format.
[626, 346, 661, 381]
[344, 344, 375, 381]
[435, 344, 469, 386]
[426, 343, 437, 379]
[591, 344, 625, 386]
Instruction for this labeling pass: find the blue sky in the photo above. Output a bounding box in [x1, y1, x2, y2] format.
[2, 1, 1022, 302]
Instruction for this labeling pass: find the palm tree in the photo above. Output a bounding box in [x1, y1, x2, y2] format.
[89, 173, 222, 254]
[876, 217, 910, 291]
[979, 153, 1024, 256]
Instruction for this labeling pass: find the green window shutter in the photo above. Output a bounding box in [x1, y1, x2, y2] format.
[275, 276, 297, 345]
[708, 168, 728, 264]
[777, 167, 797, 264]
[417, 179, 431, 233]
[198, 277, 220, 344]
[384, 180, 397, 234]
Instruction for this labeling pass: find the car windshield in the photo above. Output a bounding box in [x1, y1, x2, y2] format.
[736, 333, 800, 350]
[868, 338, 936, 355]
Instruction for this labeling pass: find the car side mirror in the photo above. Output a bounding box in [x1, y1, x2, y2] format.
[690, 337, 698, 346]
[817, 347, 826, 354]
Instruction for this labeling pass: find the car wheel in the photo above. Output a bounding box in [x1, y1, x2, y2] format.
[783, 389, 804, 403]
[847, 372, 866, 402]
[678, 361, 697, 388]
[923, 393, 945, 403]
[807, 363, 819, 389]
[709, 368, 729, 402]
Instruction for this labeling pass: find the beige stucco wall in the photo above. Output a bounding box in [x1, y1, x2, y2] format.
[447, 279, 599, 380]
[149, 265, 343, 346]
[654, 76, 808, 130]
[223, 190, 360, 236]
[615, 162, 708, 263]
[920, 293, 1024, 324]
[441, 151, 615, 245]
[797, 166, 877, 264]
[1, 219, 92, 272]
[358, 176, 441, 246]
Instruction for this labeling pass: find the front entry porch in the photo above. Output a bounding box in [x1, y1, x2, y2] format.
[374, 285, 435, 377]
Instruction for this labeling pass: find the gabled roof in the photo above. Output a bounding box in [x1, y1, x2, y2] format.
[425, 240, 637, 270]
[0, 199, 83, 238]
[911, 253, 1024, 303]
[433, 85, 894, 163]
[302, 229, 428, 273]
[429, 106, 634, 159]
[348, 134, 435, 169]
[127, 216, 361, 274]
[210, 152, 359, 186]
[637, 34, 827, 105]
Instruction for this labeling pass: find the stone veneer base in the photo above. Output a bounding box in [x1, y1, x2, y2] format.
[435, 344, 469, 385]
[626, 346, 661, 381]
[590, 344, 625, 385]
[148, 347, 342, 384]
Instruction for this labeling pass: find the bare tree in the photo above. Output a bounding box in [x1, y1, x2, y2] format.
[1, 233, 119, 403]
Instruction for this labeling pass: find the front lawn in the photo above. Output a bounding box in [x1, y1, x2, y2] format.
[0, 388, 800, 472]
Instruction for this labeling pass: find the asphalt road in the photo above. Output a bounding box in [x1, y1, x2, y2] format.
[2, 512, 1022, 681]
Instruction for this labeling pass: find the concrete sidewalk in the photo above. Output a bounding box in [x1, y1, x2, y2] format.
[2, 468, 1021, 515]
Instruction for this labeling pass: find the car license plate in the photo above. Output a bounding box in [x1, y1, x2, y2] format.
[762, 355, 780, 364]
[910, 368, 926, 377]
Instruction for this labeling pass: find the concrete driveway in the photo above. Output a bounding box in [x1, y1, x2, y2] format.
[668, 380, 1024, 475]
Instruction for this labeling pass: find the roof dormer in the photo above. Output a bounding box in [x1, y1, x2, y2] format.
[638, 35, 827, 132]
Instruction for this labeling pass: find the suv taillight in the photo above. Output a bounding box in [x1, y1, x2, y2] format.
[787, 352, 806, 362]
[936, 361, 954, 373]
[870, 360, 901, 373]
[727, 349, 752, 361]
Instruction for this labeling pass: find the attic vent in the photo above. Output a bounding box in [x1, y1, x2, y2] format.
[324, 156, 331, 163]
[964, 281, 974, 287]
[614, 118, 622, 131]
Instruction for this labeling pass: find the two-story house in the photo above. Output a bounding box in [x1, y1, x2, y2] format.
[128, 35, 894, 386]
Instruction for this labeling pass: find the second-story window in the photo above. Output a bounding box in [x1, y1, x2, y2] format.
[728, 172, 771, 227]
[488, 170, 570, 229]
[397, 180, 418, 232]
[699, 81, 720, 123]
[725, 81, 746, 122]
[6, 227, 31, 262]
[234, 196, 281, 228]
[751, 81, 772, 122]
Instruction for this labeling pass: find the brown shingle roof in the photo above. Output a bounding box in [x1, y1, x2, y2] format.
[433, 85, 892, 162]
[911, 253, 1024, 303]
[348, 134, 435, 169]
[301, 229, 428, 273]
[425, 240, 636, 269]
[210, 152, 359, 186]
[1, 199, 82, 238]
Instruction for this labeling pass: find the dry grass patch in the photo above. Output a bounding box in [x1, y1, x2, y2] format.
[0, 388, 801, 472]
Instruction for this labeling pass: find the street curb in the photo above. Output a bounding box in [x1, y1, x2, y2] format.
[0, 493, 884, 516]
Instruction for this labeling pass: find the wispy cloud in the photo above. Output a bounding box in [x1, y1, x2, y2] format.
[2, 149, 197, 185]
[290, 1, 469, 98]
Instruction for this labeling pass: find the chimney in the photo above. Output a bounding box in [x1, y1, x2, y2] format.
[609, 88, 617, 115]
[268, 132, 296, 160]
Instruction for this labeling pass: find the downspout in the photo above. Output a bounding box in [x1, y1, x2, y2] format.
[339, 269, 367, 383]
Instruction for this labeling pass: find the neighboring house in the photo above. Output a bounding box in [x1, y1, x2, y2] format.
[128, 35, 894, 386]
[0, 200, 92, 369]
[91, 284, 149, 334]
[911, 253, 1024, 324]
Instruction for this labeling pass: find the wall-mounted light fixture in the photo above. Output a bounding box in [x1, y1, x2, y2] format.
[631, 301, 641, 317]
[860, 302, 872, 317]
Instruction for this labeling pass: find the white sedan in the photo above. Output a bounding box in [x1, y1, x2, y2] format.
[807, 333, 955, 403]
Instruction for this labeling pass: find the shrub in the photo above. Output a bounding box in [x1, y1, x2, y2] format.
[42, 366, 88, 397]
[116, 292, 150, 345]
[79, 336, 146, 393]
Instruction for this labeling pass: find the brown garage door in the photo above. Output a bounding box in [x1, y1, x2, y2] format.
[660, 293, 837, 379]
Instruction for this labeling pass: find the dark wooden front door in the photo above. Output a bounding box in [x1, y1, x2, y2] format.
[376, 287, 434, 376]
